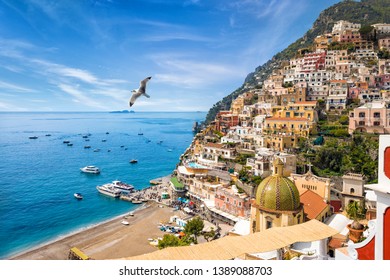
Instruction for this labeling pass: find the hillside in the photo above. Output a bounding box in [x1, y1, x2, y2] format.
[204, 0, 390, 124]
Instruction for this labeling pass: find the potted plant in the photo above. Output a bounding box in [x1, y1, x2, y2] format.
[345, 201, 365, 243]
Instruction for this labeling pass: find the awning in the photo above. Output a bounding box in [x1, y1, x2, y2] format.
[121, 219, 339, 260]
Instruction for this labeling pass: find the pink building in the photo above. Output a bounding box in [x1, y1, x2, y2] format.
[348, 101, 390, 134]
[302, 51, 326, 72]
[214, 185, 251, 218]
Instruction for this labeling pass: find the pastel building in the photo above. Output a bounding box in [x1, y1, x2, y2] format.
[348, 101, 390, 134]
[326, 80, 348, 110]
[214, 185, 251, 218]
[290, 166, 332, 203]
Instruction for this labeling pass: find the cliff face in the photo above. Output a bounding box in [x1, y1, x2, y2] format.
[204, 0, 390, 124]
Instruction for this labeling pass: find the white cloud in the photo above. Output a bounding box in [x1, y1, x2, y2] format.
[151, 54, 246, 88]
[58, 83, 109, 110]
[0, 80, 35, 93]
[0, 100, 27, 111]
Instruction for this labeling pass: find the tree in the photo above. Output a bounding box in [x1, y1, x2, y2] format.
[203, 227, 216, 242]
[157, 234, 180, 249]
[184, 217, 204, 244]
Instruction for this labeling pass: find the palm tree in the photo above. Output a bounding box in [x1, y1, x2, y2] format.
[346, 201, 365, 230]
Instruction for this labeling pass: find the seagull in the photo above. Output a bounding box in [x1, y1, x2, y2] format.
[129, 76, 152, 107]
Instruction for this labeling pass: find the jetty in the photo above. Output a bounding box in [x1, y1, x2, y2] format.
[149, 175, 171, 185]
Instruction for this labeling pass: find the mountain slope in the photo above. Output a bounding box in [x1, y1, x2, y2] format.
[204, 0, 390, 124]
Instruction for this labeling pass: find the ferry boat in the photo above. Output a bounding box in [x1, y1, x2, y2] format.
[80, 165, 100, 174]
[111, 180, 135, 192]
[98, 180, 135, 193]
[96, 185, 121, 198]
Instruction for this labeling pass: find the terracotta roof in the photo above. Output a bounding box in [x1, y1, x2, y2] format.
[328, 235, 346, 249]
[205, 143, 223, 149]
[300, 189, 328, 220]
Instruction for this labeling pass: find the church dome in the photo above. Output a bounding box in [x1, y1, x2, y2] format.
[255, 158, 300, 211]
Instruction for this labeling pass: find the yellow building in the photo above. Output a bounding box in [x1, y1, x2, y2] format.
[250, 159, 304, 233]
[290, 165, 331, 203]
[264, 101, 318, 143]
[231, 96, 245, 115]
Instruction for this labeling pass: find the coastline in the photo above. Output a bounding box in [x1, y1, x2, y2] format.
[9, 200, 174, 260]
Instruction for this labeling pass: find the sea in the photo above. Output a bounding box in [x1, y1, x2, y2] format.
[0, 111, 206, 259]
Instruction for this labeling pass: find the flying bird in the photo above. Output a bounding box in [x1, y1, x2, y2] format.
[129, 76, 152, 107]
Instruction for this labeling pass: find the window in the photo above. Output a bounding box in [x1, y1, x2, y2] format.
[359, 121, 365, 126]
[266, 221, 272, 229]
[374, 112, 381, 118]
[374, 121, 380, 126]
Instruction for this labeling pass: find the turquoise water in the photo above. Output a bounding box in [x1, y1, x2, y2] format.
[0, 111, 205, 259]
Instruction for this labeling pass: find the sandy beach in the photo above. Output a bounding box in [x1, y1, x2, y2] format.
[10, 201, 174, 260]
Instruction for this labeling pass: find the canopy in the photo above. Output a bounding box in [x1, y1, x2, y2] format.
[120, 220, 338, 260]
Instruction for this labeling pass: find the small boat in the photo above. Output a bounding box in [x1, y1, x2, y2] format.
[106, 132, 109, 134]
[138, 129, 143, 135]
[121, 220, 130, 225]
[102, 139, 107, 142]
[129, 159, 138, 164]
[131, 199, 143, 204]
[29, 136, 38, 139]
[167, 149, 173, 152]
[45, 134, 51, 137]
[67, 143, 73, 146]
[80, 165, 100, 174]
[84, 145, 91, 149]
[63, 140, 70, 144]
[157, 140, 163, 144]
[93, 149, 100, 152]
[82, 135, 88, 138]
[74, 193, 83, 200]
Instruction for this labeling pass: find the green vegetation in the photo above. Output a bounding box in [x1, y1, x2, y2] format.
[183, 216, 204, 244]
[346, 201, 366, 230]
[309, 135, 378, 183]
[170, 177, 184, 190]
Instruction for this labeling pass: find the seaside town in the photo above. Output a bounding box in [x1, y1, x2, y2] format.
[11, 19, 390, 262]
[58, 19, 390, 261]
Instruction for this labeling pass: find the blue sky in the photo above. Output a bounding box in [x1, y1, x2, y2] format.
[0, 0, 340, 112]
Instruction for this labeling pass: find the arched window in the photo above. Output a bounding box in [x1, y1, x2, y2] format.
[350, 188, 355, 194]
[266, 216, 273, 229]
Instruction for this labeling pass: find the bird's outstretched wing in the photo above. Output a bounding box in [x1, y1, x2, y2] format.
[138, 76, 152, 93]
[129, 93, 140, 107]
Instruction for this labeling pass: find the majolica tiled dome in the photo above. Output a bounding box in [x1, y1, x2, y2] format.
[255, 158, 300, 211]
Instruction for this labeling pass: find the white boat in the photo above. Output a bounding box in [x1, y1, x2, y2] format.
[74, 193, 83, 199]
[98, 180, 135, 194]
[80, 165, 100, 174]
[121, 220, 130, 225]
[96, 185, 121, 198]
[111, 180, 135, 192]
